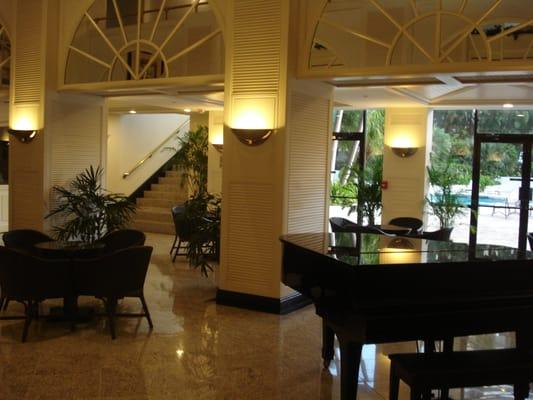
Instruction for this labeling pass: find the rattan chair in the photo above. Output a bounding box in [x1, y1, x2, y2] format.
[329, 217, 396, 236]
[170, 205, 191, 261]
[388, 217, 423, 234]
[97, 229, 146, 253]
[417, 227, 453, 241]
[2, 229, 54, 251]
[1, 229, 55, 311]
[0, 246, 72, 342]
[73, 246, 154, 339]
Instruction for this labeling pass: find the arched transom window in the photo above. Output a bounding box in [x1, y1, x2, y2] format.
[311, 0, 533, 71]
[65, 0, 223, 84]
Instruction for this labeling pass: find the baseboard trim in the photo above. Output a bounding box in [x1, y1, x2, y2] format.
[216, 289, 311, 314]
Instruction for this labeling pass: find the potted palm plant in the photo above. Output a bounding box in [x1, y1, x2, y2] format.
[171, 125, 221, 276]
[46, 166, 136, 243]
[346, 155, 383, 225]
[426, 153, 465, 234]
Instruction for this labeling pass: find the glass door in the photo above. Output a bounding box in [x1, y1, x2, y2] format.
[470, 134, 532, 252]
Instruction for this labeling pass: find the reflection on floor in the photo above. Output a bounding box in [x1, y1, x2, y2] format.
[0, 233, 527, 399]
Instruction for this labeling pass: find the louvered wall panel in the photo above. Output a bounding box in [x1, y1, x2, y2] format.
[48, 97, 103, 212]
[226, 183, 276, 294]
[231, 0, 281, 94]
[385, 177, 424, 216]
[10, 171, 43, 229]
[287, 92, 330, 234]
[14, 0, 42, 104]
[0, 186, 8, 231]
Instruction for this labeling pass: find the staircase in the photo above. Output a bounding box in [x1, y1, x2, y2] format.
[130, 169, 188, 234]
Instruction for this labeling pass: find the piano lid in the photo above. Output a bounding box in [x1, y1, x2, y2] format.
[279, 232, 533, 267]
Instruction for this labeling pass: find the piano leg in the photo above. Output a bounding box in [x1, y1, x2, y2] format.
[440, 337, 454, 400]
[338, 336, 362, 400]
[322, 319, 335, 368]
[515, 325, 533, 400]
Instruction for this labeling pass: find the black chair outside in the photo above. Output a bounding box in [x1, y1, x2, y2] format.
[329, 217, 396, 237]
[528, 232, 533, 251]
[170, 205, 191, 261]
[73, 246, 154, 339]
[417, 227, 453, 241]
[97, 229, 146, 253]
[1, 229, 55, 311]
[0, 246, 72, 342]
[389, 217, 423, 234]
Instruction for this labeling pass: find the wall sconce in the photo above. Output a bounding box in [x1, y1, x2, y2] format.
[8, 129, 38, 143]
[387, 237, 415, 250]
[391, 146, 417, 158]
[231, 128, 273, 146]
[212, 143, 223, 153]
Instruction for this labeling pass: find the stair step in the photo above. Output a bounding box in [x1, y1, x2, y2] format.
[151, 183, 186, 193]
[137, 198, 177, 208]
[131, 220, 174, 235]
[165, 170, 181, 178]
[158, 176, 181, 185]
[143, 191, 187, 201]
[134, 207, 172, 223]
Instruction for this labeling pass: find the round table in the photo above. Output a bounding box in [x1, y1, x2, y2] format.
[34, 240, 105, 258]
[32, 241, 106, 323]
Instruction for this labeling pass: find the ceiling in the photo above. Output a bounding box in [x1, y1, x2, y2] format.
[78, 71, 533, 113]
[329, 72, 533, 109]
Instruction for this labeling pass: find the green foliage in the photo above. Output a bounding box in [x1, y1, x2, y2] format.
[330, 109, 384, 224]
[330, 180, 356, 207]
[340, 110, 363, 132]
[172, 125, 208, 197]
[365, 109, 385, 158]
[346, 155, 383, 225]
[432, 109, 524, 187]
[47, 166, 136, 243]
[426, 153, 465, 228]
[171, 124, 220, 276]
[183, 192, 221, 277]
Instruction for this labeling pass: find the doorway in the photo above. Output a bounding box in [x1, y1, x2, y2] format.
[470, 110, 533, 252]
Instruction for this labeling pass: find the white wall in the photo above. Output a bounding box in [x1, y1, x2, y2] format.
[381, 108, 430, 224]
[106, 113, 189, 196]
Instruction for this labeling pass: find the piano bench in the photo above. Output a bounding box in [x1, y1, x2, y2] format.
[388, 349, 533, 400]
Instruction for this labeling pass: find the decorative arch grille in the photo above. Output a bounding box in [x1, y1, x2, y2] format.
[65, 0, 223, 84]
[311, 0, 533, 70]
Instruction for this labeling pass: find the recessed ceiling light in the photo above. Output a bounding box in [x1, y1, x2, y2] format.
[128, 109, 137, 114]
[503, 103, 514, 108]
[517, 113, 526, 117]
[183, 108, 192, 113]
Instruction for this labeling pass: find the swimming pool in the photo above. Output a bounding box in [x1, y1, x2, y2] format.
[431, 194, 507, 207]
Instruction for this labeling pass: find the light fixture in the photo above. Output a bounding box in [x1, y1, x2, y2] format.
[231, 128, 273, 146]
[503, 103, 514, 108]
[391, 146, 417, 158]
[387, 237, 415, 250]
[128, 109, 137, 114]
[7, 129, 38, 144]
[183, 108, 191, 113]
[212, 143, 223, 153]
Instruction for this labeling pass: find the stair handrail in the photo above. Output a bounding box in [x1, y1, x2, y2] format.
[123, 119, 190, 179]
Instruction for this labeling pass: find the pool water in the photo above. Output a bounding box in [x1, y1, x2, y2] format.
[431, 194, 506, 207]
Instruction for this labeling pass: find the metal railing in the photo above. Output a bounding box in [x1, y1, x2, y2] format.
[122, 119, 190, 179]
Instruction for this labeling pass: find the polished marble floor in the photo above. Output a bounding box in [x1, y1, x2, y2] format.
[0, 233, 524, 399]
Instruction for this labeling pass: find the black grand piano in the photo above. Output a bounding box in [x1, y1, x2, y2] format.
[280, 232, 533, 400]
